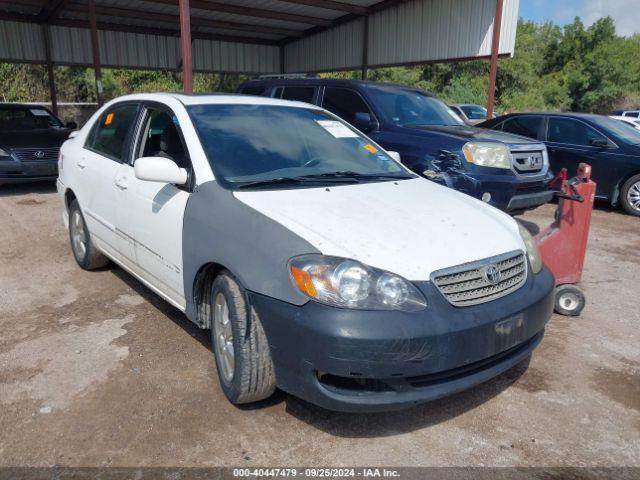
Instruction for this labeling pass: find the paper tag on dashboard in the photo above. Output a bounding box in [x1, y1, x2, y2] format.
[316, 120, 358, 138]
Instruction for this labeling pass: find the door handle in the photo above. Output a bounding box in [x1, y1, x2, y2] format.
[114, 178, 128, 191]
[76, 160, 87, 169]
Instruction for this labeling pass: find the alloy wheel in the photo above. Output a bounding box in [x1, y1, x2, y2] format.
[213, 293, 235, 383]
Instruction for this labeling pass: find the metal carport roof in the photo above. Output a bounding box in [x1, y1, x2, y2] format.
[0, 0, 518, 116]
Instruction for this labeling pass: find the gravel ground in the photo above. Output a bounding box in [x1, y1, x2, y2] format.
[0, 182, 638, 469]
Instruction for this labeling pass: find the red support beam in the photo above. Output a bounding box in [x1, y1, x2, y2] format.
[486, 0, 503, 119]
[41, 24, 58, 116]
[179, 0, 193, 93]
[88, 0, 104, 107]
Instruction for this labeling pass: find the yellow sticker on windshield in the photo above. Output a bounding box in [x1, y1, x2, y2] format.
[363, 144, 378, 154]
[105, 113, 114, 125]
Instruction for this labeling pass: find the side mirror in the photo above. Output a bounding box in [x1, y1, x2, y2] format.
[590, 137, 609, 148]
[387, 151, 401, 162]
[66, 121, 78, 130]
[134, 157, 188, 185]
[353, 112, 378, 133]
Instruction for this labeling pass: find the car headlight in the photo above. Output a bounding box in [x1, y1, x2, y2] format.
[462, 142, 511, 169]
[518, 223, 542, 274]
[289, 255, 427, 312]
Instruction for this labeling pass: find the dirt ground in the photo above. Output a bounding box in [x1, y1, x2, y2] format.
[0, 182, 639, 469]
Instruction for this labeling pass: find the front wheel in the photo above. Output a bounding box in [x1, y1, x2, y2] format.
[210, 272, 276, 404]
[554, 284, 586, 316]
[620, 174, 640, 216]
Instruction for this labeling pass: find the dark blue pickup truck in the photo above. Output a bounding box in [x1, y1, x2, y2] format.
[238, 78, 554, 213]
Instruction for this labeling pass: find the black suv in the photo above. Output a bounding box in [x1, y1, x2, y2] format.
[238, 78, 554, 213]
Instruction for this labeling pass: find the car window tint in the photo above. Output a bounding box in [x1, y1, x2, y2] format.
[188, 104, 406, 188]
[460, 105, 488, 120]
[139, 109, 189, 169]
[0, 108, 62, 130]
[240, 85, 266, 96]
[89, 104, 138, 161]
[322, 88, 373, 125]
[281, 87, 316, 103]
[547, 118, 601, 146]
[501, 116, 542, 139]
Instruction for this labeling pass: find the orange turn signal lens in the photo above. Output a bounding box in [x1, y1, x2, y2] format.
[290, 266, 317, 298]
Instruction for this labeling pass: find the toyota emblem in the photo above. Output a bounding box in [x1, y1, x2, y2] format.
[483, 264, 502, 285]
[34, 150, 45, 159]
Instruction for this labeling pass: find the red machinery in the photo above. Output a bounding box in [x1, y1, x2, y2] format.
[535, 163, 596, 316]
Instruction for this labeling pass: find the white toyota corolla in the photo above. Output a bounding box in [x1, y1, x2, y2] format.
[57, 93, 554, 412]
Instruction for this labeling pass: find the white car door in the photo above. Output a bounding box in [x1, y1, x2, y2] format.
[75, 103, 140, 260]
[114, 104, 191, 309]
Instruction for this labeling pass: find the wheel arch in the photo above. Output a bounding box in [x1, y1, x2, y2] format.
[191, 262, 231, 329]
[64, 188, 77, 213]
[612, 169, 640, 205]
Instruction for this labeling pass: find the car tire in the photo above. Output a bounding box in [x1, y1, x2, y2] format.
[210, 271, 276, 404]
[68, 199, 110, 270]
[619, 174, 640, 216]
[553, 284, 586, 316]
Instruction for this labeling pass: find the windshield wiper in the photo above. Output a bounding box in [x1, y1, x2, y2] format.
[300, 171, 414, 180]
[237, 175, 360, 189]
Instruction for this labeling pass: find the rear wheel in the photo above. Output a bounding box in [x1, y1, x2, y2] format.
[68, 200, 109, 270]
[620, 174, 640, 216]
[210, 271, 276, 404]
[554, 284, 585, 316]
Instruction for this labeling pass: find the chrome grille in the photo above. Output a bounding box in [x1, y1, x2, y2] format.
[432, 251, 527, 307]
[13, 147, 59, 161]
[512, 150, 543, 174]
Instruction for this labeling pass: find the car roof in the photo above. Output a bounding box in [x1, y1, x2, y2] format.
[450, 104, 484, 108]
[240, 77, 434, 94]
[499, 111, 607, 121]
[0, 103, 51, 110]
[102, 92, 321, 109]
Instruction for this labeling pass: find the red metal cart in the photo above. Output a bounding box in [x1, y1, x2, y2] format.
[534, 163, 596, 316]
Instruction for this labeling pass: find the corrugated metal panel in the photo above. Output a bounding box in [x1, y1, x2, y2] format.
[284, 17, 364, 73]
[193, 39, 279, 73]
[285, 0, 519, 72]
[99, 30, 180, 69]
[368, 0, 517, 66]
[50, 26, 93, 65]
[0, 21, 44, 62]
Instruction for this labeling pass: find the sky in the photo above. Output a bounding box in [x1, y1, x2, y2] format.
[519, 0, 640, 37]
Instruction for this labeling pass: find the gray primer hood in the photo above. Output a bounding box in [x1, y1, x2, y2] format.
[182, 180, 320, 321]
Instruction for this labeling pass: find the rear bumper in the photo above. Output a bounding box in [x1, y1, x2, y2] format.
[251, 266, 555, 412]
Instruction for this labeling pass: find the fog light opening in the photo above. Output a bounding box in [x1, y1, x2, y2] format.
[482, 192, 492, 203]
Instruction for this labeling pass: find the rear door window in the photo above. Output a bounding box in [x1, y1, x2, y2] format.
[321, 87, 374, 125]
[87, 104, 139, 161]
[501, 116, 543, 139]
[546, 117, 602, 146]
[281, 86, 316, 104]
[240, 85, 266, 96]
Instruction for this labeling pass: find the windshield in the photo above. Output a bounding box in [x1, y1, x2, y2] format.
[460, 105, 488, 120]
[364, 85, 464, 127]
[188, 104, 411, 189]
[595, 116, 640, 145]
[0, 107, 63, 130]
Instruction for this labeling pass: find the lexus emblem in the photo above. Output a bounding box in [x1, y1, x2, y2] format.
[34, 150, 45, 159]
[483, 264, 502, 285]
